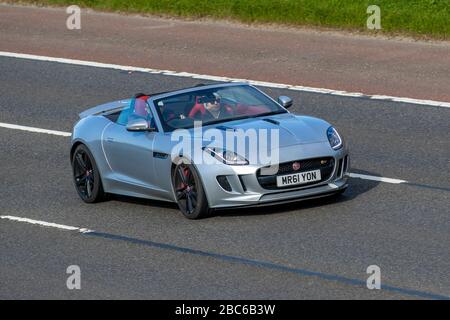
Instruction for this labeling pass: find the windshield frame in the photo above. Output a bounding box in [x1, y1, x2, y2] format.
[148, 83, 289, 133]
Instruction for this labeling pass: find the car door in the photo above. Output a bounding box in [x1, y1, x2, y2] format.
[102, 97, 160, 192]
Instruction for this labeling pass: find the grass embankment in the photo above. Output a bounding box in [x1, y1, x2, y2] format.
[14, 0, 450, 39]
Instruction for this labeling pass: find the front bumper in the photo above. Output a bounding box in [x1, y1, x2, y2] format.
[196, 142, 350, 209]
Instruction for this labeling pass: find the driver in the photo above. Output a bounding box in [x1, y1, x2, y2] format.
[188, 92, 233, 120]
[204, 93, 222, 118]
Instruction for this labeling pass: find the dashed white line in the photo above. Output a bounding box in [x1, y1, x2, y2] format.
[0, 122, 71, 137]
[0, 215, 94, 233]
[348, 173, 407, 184]
[1, 51, 450, 109]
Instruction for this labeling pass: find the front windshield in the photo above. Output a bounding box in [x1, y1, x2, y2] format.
[153, 85, 287, 132]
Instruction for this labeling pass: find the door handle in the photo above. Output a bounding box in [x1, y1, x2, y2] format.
[106, 137, 115, 142]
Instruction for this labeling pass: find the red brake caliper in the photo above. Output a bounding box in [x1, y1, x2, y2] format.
[179, 167, 190, 190]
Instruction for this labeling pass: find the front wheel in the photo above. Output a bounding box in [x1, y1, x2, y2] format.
[72, 144, 105, 203]
[172, 162, 210, 219]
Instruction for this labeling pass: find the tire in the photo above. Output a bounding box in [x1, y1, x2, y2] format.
[172, 162, 210, 219]
[72, 144, 105, 203]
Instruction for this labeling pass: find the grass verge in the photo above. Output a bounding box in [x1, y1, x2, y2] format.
[10, 0, 450, 40]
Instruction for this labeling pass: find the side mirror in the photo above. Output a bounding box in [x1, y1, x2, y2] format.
[278, 96, 293, 109]
[126, 118, 155, 132]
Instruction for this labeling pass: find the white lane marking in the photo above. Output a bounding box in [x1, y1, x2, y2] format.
[0, 122, 71, 137]
[348, 173, 407, 184]
[1, 51, 450, 109]
[0, 215, 94, 233]
[0, 120, 408, 185]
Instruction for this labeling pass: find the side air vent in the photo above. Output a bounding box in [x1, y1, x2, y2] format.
[262, 118, 280, 125]
[238, 175, 247, 192]
[216, 125, 235, 132]
[337, 158, 344, 178]
[217, 175, 232, 192]
[343, 155, 349, 174]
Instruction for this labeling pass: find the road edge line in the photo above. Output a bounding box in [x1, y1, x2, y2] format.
[1, 51, 450, 109]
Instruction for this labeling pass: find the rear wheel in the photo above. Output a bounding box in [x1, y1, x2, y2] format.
[72, 144, 105, 203]
[172, 162, 210, 219]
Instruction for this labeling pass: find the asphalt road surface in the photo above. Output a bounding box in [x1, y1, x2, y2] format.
[2, 4, 450, 102]
[0, 56, 449, 299]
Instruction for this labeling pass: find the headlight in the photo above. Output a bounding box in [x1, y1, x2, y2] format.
[327, 126, 343, 150]
[204, 147, 248, 165]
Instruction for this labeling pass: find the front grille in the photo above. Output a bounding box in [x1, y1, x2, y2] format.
[256, 157, 335, 190]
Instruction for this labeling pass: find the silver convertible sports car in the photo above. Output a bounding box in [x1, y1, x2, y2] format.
[71, 83, 349, 219]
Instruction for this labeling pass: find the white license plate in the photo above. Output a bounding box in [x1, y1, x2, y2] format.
[276, 169, 321, 187]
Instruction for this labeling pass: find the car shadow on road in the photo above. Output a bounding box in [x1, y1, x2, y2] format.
[108, 194, 179, 211]
[106, 169, 381, 218]
[213, 169, 381, 218]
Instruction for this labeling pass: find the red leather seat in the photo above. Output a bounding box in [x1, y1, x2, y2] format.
[188, 96, 207, 119]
